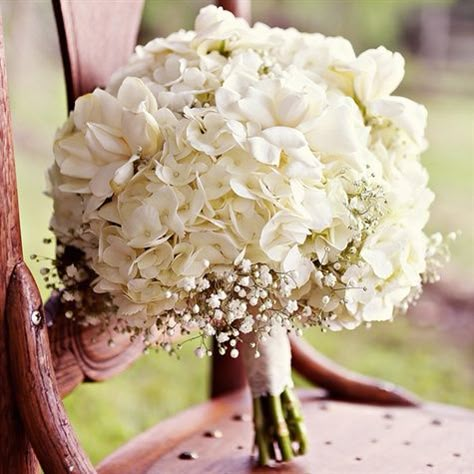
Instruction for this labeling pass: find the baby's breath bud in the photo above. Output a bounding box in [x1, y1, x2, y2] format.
[230, 348, 239, 358]
[323, 273, 337, 288]
[194, 346, 206, 358]
[249, 297, 258, 306]
[447, 232, 457, 241]
[182, 313, 191, 323]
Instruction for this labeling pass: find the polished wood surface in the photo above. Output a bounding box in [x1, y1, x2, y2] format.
[98, 388, 474, 474]
[210, 341, 248, 398]
[0, 15, 39, 473]
[290, 336, 419, 406]
[7, 263, 94, 473]
[53, 0, 145, 110]
[97, 389, 253, 474]
[46, 294, 144, 398]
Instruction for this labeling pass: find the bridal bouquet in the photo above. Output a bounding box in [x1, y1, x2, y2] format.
[46, 5, 449, 465]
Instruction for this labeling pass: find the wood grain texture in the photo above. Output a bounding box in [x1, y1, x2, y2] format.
[0, 15, 39, 473]
[97, 388, 474, 474]
[7, 262, 95, 474]
[217, 0, 252, 22]
[46, 294, 144, 398]
[53, 0, 145, 111]
[290, 336, 420, 406]
[97, 389, 254, 474]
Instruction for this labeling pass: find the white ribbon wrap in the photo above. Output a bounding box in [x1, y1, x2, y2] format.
[243, 325, 294, 397]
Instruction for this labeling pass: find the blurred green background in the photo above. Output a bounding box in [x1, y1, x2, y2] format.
[2, 0, 473, 464]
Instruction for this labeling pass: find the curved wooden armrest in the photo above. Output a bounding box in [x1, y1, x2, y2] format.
[7, 262, 95, 473]
[45, 292, 144, 397]
[290, 336, 420, 407]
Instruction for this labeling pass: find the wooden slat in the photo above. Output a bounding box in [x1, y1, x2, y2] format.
[218, 0, 251, 22]
[290, 336, 419, 406]
[210, 340, 247, 398]
[47, 0, 147, 394]
[97, 388, 474, 473]
[7, 262, 95, 474]
[0, 13, 39, 473]
[53, 0, 145, 110]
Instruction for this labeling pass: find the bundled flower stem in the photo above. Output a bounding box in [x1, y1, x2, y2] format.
[243, 326, 307, 465]
[252, 388, 308, 465]
[282, 387, 308, 455]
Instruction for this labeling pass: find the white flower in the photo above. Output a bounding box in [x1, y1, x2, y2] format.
[260, 211, 311, 261]
[216, 331, 230, 343]
[120, 202, 168, 248]
[239, 258, 252, 273]
[216, 72, 323, 167]
[239, 315, 255, 333]
[207, 294, 221, 309]
[323, 273, 337, 288]
[349, 46, 405, 103]
[301, 97, 369, 156]
[185, 108, 236, 156]
[203, 323, 216, 336]
[367, 96, 427, 147]
[286, 300, 298, 314]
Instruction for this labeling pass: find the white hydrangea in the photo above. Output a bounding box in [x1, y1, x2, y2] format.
[49, 5, 438, 336]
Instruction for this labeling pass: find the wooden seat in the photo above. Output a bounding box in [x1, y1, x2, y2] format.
[1, 1, 472, 473]
[98, 389, 474, 473]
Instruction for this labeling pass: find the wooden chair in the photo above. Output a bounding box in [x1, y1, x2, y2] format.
[1, 1, 472, 472]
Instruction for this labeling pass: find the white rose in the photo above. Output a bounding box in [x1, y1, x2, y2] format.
[350, 46, 405, 103]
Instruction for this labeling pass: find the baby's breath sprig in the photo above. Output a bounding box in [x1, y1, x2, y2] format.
[148, 259, 319, 358]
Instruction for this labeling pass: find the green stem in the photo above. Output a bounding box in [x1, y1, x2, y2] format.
[282, 387, 308, 455]
[252, 389, 307, 465]
[253, 397, 271, 466]
[268, 394, 294, 461]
